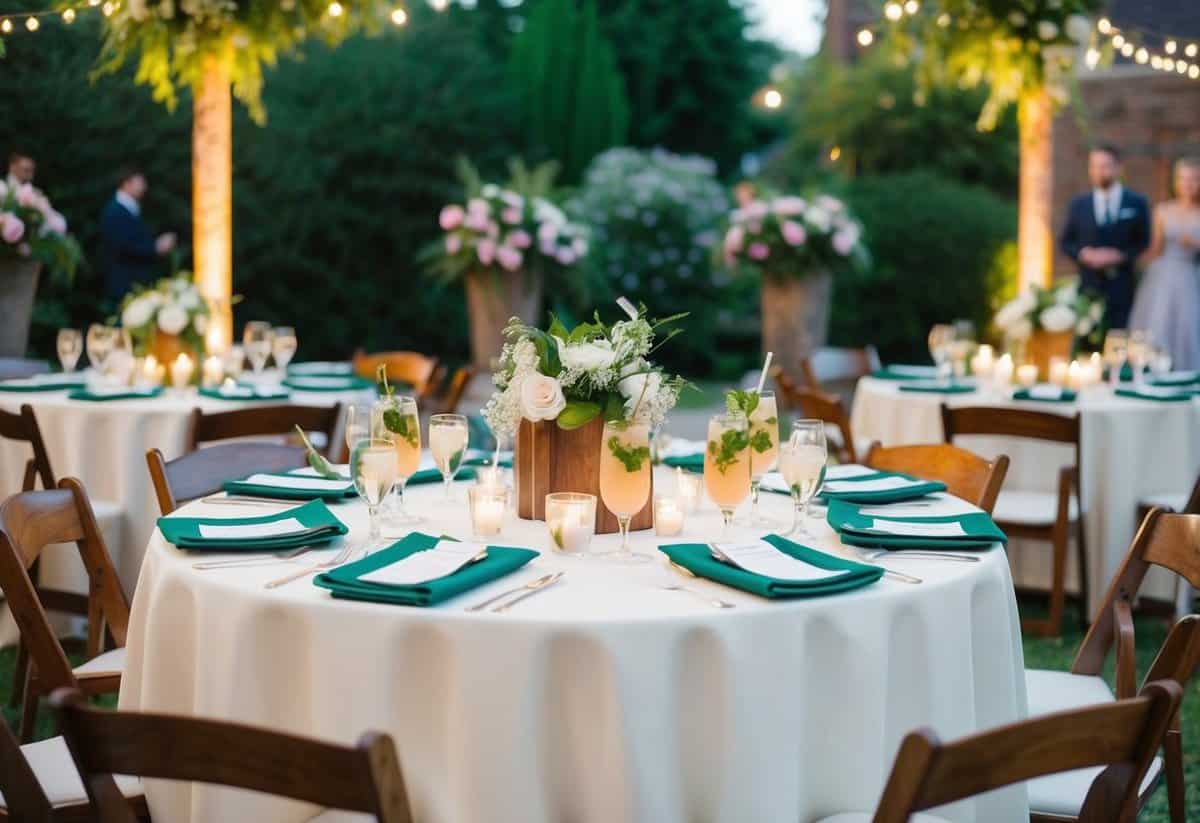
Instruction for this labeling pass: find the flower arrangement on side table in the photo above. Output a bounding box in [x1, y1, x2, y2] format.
[119, 274, 212, 367]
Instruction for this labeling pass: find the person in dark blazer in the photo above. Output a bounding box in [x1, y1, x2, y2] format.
[1059, 144, 1151, 330]
[99, 166, 176, 302]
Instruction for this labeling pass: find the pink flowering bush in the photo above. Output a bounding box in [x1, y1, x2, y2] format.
[721, 192, 868, 281]
[0, 180, 81, 281]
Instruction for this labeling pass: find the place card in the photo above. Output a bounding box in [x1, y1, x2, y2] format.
[711, 539, 851, 582]
[824, 464, 876, 481]
[198, 517, 307, 539]
[867, 519, 967, 537]
[888, 365, 938, 377]
[1027, 385, 1065, 400]
[241, 474, 350, 491]
[824, 475, 923, 494]
[358, 540, 487, 585]
[857, 494, 979, 518]
[291, 464, 352, 479]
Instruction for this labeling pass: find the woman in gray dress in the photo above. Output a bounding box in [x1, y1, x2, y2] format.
[1130, 157, 1200, 370]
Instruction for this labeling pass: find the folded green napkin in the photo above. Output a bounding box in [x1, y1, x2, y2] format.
[0, 374, 85, 392]
[827, 499, 1006, 549]
[871, 365, 938, 381]
[404, 467, 478, 485]
[1148, 371, 1200, 387]
[314, 532, 539, 606]
[1012, 386, 1077, 403]
[281, 375, 374, 392]
[223, 471, 357, 500]
[158, 499, 348, 551]
[898, 380, 976, 395]
[659, 534, 883, 599]
[819, 471, 947, 504]
[662, 453, 705, 472]
[67, 387, 164, 402]
[1114, 386, 1196, 403]
[198, 385, 291, 401]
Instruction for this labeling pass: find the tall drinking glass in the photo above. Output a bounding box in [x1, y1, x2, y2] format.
[778, 420, 827, 537]
[1103, 329, 1129, 387]
[85, 324, 114, 374]
[747, 390, 780, 527]
[1127, 330, 1151, 385]
[429, 413, 469, 499]
[376, 395, 422, 523]
[243, 322, 274, 377]
[703, 413, 751, 541]
[350, 437, 399, 546]
[272, 326, 298, 372]
[57, 329, 82, 373]
[344, 403, 373, 457]
[928, 324, 956, 383]
[598, 420, 652, 562]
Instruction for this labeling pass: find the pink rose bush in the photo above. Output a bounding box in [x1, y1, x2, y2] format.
[0, 181, 81, 280]
[720, 191, 868, 281]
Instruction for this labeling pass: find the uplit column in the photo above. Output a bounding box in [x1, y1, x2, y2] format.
[192, 54, 234, 352]
[1017, 88, 1054, 290]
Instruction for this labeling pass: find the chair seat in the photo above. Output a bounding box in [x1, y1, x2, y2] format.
[1025, 668, 1115, 716]
[814, 814, 951, 823]
[1029, 756, 1162, 816]
[0, 735, 142, 809]
[993, 490, 1079, 527]
[1138, 492, 1188, 513]
[73, 645, 126, 677]
[306, 811, 376, 822]
[89, 498, 124, 528]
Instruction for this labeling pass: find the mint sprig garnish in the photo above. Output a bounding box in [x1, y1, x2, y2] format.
[749, 429, 774, 454]
[384, 410, 419, 448]
[708, 428, 750, 474]
[725, 388, 760, 418]
[607, 436, 650, 472]
[294, 425, 341, 479]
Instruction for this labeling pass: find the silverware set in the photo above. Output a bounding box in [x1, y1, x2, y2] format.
[192, 544, 319, 570]
[467, 572, 564, 612]
[661, 560, 736, 609]
[265, 542, 359, 589]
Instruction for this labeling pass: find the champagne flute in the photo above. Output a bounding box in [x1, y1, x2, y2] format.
[703, 413, 751, 541]
[345, 403, 373, 457]
[1127, 330, 1151, 385]
[429, 413, 469, 500]
[86, 323, 114, 375]
[1103, 329, 1128, 387]
[928, 324, 956, 383]
[350, 437, 399, 548]
[598, 420, 652, 563]
[243, 321, 274, 378]
[778, 420, 827, 537]
[272, 326, 298, 372]
[375, 395, 422, 524]
[57, 329, 83, 373]
[747, 390, 780, 527]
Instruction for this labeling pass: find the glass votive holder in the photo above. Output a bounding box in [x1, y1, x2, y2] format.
[1016, 363, 1038, 388]
[468, 485, 507, 539]
[653, 494, 685, 537]
[675, 467, 702, 514]
[545, 492, 596, 556]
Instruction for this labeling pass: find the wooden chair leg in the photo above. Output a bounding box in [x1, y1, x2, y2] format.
[1164, 726, 1185, 823]
[8, 638, 28, 708]
[1045, 527, 1068, 637]
[1074, 514, 1090, 628]
[19, 686, 39, 743]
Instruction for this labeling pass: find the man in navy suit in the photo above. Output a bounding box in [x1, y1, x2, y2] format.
[99, 166, 176, 302]
[1058, 144, 1151, 330]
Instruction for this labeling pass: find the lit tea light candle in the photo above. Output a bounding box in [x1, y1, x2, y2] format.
[1048, 357, 1069, 387]
[140, 354, 160, 387]
[676, 467, 702, 514]
[170, 353, 194, 390]
[1087, 352, 1104, 386]
[202, 355, 224, 388]
[970, 344, 995, 378]
[1016, 363, 1038, 388]
[1067, 360, 1084, 391]
[468, 486, 506, 538]
[545, 493, 596, 555]
[992, 353, 1014, 390]
[654, 495, 685, 536]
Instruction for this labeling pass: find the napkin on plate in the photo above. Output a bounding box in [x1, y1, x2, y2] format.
[826, 498, 1005, 549]
[223, 471, 358, 501]
[281, 375, 374, 392]
[198, 385, 291, 401]
[898, 381, 977, 395]
[870, 365, 939, 381]
[157, 499, 348, 551]
[313, 532, 539, 606]
[1114, 385, 1196, 403]
[1012, 386, 1077, 403]
[67, 386, 164, 402]
[819, 472, 947, 504]
[659, 534, 882, 599]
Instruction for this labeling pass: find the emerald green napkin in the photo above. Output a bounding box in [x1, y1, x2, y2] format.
[898, 381, 976, 395]
[158, 499, 348, 551]
[662, 453, 705, 472]
[827, 499, 1006, 549]
[223, 471, 357, 500]
[1148, 371, 1200, 387]
[287, 361, 355, 378]
[871, 365, 938, 381]
[405, 467, 478, 485]
[0, 374, 85, 392]
[198, 385, 291, 401]
[282, 375, 374, 392]
[819, 471, 947, 504]
[658, 534, 883, 599]
[67, 387, 165, 402]
[314, 532, 539, 606]
[1114, 386, 1196, 403]
[1012, 386, 1077, 403]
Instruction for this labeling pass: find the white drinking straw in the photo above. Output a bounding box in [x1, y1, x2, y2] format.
[755, 351, 774, 394]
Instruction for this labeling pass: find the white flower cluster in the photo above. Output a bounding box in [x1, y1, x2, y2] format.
[993, 278, 1105, 341]
[120, 275, 210, 339]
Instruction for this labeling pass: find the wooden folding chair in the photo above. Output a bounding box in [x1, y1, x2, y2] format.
[1136, 472, 1199, 617]
[51, 687, 414, 823]
[1025, 509, 1200, 823]
[0, 711, 147, 821]
[146, 443, 308, 515]
[863, 442, 1008, 515]
[0, 480, 130, 741]
[798, 344, 881, 392]
[186, 403, 341, 455]
[941, 405, 1086, 636]
[772, 366, 862, 464]
[352, 350, 439, 400]
[812, 680, 1181, 823]
[436, 365, 477, 415]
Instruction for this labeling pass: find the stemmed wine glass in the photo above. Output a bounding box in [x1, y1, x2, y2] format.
[243, 322, 274, 379]
[1127, 330, 1152, 385]
[350, 437, 399, 549]
[778, 420, 827, 537]
[375, 394, 422, 524]
[949, 320, 976, 380]
[344, 403, 374, 460]
[429, 413, 469, 500]
[1103, 329, 1129, 387]
[703, 413, 751, 541]
[272, 326, 298, 373]
[598, 419, 652, 563]
[57, 329, 82, 373]
[928, 324, 957, 383]
[86, 324, 114, 376]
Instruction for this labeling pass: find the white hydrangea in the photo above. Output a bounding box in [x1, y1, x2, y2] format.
[157, 303, 189, 336]
[1039, 304, 1077, 333]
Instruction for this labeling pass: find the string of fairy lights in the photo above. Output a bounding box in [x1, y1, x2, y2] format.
[854, 2, 1200, 82]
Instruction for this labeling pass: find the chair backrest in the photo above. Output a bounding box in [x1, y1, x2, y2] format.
[871, 680, 1181, 823]
[1073, 510, 1200, 678]
[51, 688, 414, 823]
[942, 404, 1081, 461]
[353, 350, 439, 399]
[864, 443, 1009, 514]
[799, 345, 881, 390]
[793, 385, 858, 464]
[147, 443, 308, 515]
[0, 403, 56, 491]
[0, 713, 53, 820]
[438, 365, 477, 415]
[186, 404, 341, 454]
[0, 480, 130, 692]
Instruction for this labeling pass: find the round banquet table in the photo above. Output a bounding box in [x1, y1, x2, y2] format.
[120, 467, 1029, 823]
[850, 377, 1200, 615]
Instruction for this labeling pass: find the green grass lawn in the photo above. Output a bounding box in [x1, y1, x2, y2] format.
[2, 598, 1196, 818]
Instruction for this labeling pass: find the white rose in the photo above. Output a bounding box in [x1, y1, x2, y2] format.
[121, 297, 155, 329]
[519, 373, 566, 421]
[556, 338, 616, 372]
[157, 304, 189, 336]
[193, 314, 208, 336]
[1039, 304, 1077, 333]
[618, 368, 661, 415]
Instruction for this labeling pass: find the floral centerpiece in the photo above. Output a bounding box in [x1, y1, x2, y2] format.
[993, 277, 1104, 376]
[484, 300, 687, 532]
[119, 274, 211, 365]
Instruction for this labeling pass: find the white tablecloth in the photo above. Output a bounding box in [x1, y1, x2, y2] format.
[120, 468, 1028, 823]
[851, 377, 1200, 614]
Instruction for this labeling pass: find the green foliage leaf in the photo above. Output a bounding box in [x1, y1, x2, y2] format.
[725, 388, 759, 418]
[556, 400, 601, 430]
[707, 428, 750, 474]
[602, 391, 627, 424]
